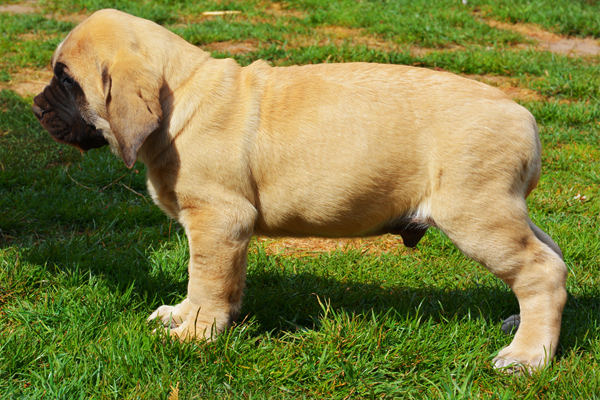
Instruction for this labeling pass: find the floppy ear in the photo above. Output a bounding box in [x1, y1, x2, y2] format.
[105, 59, 162, 168]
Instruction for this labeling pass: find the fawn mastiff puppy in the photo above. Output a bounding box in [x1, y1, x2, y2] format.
[32, 9, 567, 371]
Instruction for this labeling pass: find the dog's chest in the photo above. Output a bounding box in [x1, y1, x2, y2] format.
[146, 170, 180, 219]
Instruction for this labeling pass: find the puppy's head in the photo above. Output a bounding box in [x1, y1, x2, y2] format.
[32, 9, 163, 168]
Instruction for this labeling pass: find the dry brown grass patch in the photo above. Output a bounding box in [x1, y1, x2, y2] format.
[283, 26, 465, 58]
[263, 1, 306, 20]
[255, 234, 412, 257]
[0, 1, 38, 14]
[0, 68, 53, 98]
[0, 0, 90, 22]
[50, 10, 90, 24]
[484, 18, 600, 57]
[284, 26, 401, 54]
[16, 31, 61, 42]
[465, 74, 546, 102]
[202, 40, 259, 55]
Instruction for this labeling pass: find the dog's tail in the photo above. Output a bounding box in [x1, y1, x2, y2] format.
[528, 219, 563, 260]
[522, 120, 562, 259]
[524, 122, 542, 199]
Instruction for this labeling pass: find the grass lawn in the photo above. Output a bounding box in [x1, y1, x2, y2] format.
[1, 0, 599, 398]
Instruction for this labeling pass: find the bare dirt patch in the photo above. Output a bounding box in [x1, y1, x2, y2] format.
[255, 234, 412, 257]
[286, 26, 403, 54]
[51, 10, 90, 24]
[0, 1, 38, 14]
[0, 68, 52, 97]
[263, 1, 306, 20]
[285, 25, 464, 58]
[465, 74, 546, 102]
[17, 31, 60, 42]
[202, 40, 259, 55]
[485, 19, 600, 57]
[0, 1, 89, 23]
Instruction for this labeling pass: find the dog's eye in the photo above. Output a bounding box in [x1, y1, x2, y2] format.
[61, 74, 75, 87]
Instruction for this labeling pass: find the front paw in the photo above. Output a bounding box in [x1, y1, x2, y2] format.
[493, 344, 550, 374]
[148, 298, 190, 329]
[167, 319, 218, 341]
[148, 299, 228, 341]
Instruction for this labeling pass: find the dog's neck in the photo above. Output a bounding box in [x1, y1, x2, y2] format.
[138, 51, 247, 168]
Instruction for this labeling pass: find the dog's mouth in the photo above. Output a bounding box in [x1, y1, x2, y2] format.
[32, 75, 109, 151]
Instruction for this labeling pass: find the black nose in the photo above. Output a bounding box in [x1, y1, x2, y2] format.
[32, 104, 45, 120]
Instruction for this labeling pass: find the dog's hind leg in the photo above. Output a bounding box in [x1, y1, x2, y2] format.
[501, 219, 564, 335]
[432, 195, 567, 372]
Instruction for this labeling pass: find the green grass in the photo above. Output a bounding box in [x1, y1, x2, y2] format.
[0, 13, 74, 74]
[1, 0, 599, 398]
[472, 0, 600, 38]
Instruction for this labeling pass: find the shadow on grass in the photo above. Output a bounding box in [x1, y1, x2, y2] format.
[242, 260, 599, 357]
[12, 226, 598, 362]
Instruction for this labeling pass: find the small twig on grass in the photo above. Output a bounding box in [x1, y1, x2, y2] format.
[99, 174, 126, 192]
[202, 10, 241, 16]
[65, 167, 95, 191]
[119, 183, 149, 203]
[0, 229, 15, 243]
[65, 167, 148, 202]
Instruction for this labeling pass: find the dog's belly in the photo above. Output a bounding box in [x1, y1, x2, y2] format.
[252, 179, 428, 239]
[253, 199, 430, 248]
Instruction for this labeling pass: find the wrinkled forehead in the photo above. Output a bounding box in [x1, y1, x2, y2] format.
[51, 24, 96, 69]
[50, 12, 130, 70]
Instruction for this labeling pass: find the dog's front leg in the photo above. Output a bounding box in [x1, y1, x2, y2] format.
[149, 200, 256, 341]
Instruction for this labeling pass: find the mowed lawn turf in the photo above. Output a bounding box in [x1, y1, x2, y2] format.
[1, 0, 599, 398]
